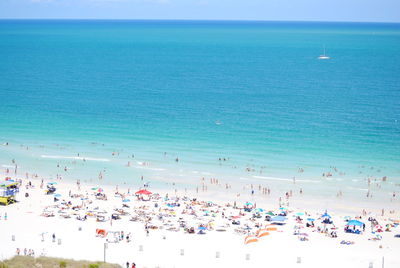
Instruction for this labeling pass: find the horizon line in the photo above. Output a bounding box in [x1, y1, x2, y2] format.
[0, 18, 400, 24]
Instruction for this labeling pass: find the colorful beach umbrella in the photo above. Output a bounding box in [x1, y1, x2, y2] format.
[135, 189, 152, 195]
[271, 216, 287, 222]
[321, 212, 331, 218]
[346, 220, 364, 227]
[256, 229, 270, 238]
[244, 235, 259, 244]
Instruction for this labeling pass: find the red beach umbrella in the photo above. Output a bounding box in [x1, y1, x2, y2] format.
[135, 189, 152, 195]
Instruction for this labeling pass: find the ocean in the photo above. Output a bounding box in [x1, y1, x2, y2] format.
[0, 20, 399, 201]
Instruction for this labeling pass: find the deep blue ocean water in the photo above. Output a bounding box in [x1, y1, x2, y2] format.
[0, 20, 399, 199]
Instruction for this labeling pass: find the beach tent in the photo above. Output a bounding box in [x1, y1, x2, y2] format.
[244, 235, 259, 244]
[95, 229, 108, 238]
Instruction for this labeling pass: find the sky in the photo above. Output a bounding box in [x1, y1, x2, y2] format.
[0, 0, 399, 22]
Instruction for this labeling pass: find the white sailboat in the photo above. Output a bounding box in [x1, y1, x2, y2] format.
[318, 46, 330, 60]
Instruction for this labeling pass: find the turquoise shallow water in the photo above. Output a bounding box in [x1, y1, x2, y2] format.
[0, 20, 399, 199]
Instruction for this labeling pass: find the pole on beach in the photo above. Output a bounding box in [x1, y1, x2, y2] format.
[103, 242, 108, 263]
[382, 256, 384, 268]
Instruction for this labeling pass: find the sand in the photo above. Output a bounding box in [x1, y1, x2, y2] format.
[0, 178, 400, 268]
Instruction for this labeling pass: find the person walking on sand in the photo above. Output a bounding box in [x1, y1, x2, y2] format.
[131, 262, 136, 268]
[126, 262, 129, 268]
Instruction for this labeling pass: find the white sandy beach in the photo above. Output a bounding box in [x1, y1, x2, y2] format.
[1, 177, 400, 268]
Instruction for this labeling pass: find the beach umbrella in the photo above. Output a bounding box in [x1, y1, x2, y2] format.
[97, 188, 104, 193]
[265, 211, 275, 216]
[321, 212, 331, 218]
[136, 189, 152, 195]
[271, 216, 287, 222]
[53, 194, 62, 197]
[296, 212, 305, 216]
[91, 187, 98, 190]
[48, 182, 57, 185]
[346, 220, 364, 227]
[254, 208, 264, 213]
[257, 229, 270, 238]
[307, 218, 315, 222]
[266, 227, 277, 231]
[279, 207, 287, 210]
[245, 202, 253, 207]
[122, 199, 130, 203]
[244, 235, 258, 244]
[198, 226, 207, 230]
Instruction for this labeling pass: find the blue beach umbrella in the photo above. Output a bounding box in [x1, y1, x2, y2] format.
[254, 208, 264, 213]
[245, 202, 253, 206]
[122, 199, 130, 203]
[296, 212, 305, 216]
[53, 194, 62, 197]
[307, 218, 315, 222]
[48, 182, 57, 185]
[271, 216, 287, 222]
[346, 220, 364, 227]
[198, 226, 207, 230]
[321, 212, 331, 218]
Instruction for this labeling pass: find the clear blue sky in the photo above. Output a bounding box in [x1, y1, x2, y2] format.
[0, 0, 399, 22]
